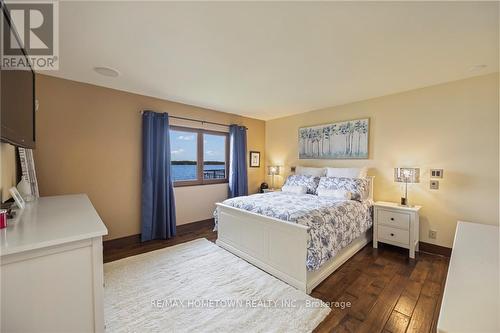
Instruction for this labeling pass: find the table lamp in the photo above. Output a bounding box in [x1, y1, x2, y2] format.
[267, 166, 280, 190]
[394, 167, 420, 206]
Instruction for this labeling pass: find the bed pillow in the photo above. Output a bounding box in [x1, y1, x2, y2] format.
[295, 166, 326, 177]
[316, 176, 370, 201]
[281, 185, 308, 194]
[325, 167, 367, 179]
[316, 188, 352, 200]
[283, 175, 320, 194]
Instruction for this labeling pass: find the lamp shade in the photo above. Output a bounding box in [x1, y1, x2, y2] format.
[394, 168, 420, 183]
[267, 166, 280, 176]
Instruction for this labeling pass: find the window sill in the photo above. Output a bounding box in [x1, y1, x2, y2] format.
[173, 180, 229, 188]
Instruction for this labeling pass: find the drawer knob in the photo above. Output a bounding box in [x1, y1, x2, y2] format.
[390, 217, 394, 221]
[390, 233, 395, 236]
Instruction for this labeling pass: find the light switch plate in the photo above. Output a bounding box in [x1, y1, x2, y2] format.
[430, 169, 444, 178]
[429, 230, 437, 239]
[430, 180, 439, 190]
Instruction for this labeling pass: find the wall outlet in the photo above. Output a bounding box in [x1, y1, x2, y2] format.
[430, 180, 439, 190]
[428, 230, 437, 239]
[430, 169, 444, 178]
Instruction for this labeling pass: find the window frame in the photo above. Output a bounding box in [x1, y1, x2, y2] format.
[170, 125, 230, 187]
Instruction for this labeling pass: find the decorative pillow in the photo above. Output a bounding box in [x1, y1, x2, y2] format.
[316, 188, 352, 200]
[295, 166, 326, 177]
[325, 167, 367, 179]
[281, 185, 308, 194]
[316, 176, 370, 201]
[283, 175, 320, 194]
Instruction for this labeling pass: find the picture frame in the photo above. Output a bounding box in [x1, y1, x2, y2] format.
[298, 118, 369, 159]
[9, 187, 26, 210]
[249, 151, 261, 167]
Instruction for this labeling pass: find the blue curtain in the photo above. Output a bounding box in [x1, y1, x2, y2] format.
[141, 111, 176, 242]
[228, 125, 248, 198]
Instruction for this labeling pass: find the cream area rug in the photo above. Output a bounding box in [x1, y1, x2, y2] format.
[104, 238, 330, 333]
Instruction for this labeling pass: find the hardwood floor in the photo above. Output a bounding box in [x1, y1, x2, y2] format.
[103, 219, 217, 263]
[312, 244, 449, 333]
[103, 222, 449, 333]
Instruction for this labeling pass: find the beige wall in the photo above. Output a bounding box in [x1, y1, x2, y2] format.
[0, 142, 17, 202]
[34, 75, 266, 240]
[266, 73, 499, 248]
[34, 73, 499, 246]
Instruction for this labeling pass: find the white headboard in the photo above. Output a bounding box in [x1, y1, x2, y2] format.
[367, 176, 375, 201]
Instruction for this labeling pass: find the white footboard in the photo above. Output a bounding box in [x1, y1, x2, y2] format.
[216, 203, 310, 292]
[216, 177, 374, 294]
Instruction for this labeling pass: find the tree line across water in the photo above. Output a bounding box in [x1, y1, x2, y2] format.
[172, 161, 225, 165]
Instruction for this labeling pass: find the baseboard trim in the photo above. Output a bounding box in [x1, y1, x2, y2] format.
[103, 234, 141, 251]
[103, 221, 451, 258]
[419, 241, 452, 257]
[103, 218, 214, 250]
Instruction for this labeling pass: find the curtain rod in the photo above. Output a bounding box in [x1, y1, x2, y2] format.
[140, 110, 248, 129]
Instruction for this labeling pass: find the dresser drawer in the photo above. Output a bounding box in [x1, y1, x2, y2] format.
[377, 209, 410, 230]
[378, 225, 409, 245]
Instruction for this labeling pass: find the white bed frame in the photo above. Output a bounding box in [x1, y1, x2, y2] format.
[216, 176, 374, 294]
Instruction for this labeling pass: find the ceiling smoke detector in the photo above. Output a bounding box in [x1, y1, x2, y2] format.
[93, 66, 120, 77]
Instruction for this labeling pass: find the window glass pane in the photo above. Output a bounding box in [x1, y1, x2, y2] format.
[203, 134, 226, 180]
[170, 130, 198, 182]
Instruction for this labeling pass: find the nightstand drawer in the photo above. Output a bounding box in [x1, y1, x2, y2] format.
[378, 225, 409, 245]
[377, 209, 410, 230]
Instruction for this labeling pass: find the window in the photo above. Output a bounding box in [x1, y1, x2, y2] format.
[170, 129, 198, 182]
[170, 126, 228, 186]
[203, 133, 227, 180]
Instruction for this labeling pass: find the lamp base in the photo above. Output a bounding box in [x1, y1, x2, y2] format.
[400, 197, 408, 206]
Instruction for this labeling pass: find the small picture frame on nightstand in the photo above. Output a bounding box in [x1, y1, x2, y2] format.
[9, 187, 26, 210]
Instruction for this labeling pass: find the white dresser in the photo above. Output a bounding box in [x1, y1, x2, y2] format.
[438, 221, 499, 333]
[0, 194, 108, 333]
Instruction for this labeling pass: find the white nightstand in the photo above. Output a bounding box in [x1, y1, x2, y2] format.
[262, 188, 280, 193]
[373, 201, 422, 259]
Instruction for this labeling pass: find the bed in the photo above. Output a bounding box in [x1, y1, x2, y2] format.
[215, 174, 374, 294]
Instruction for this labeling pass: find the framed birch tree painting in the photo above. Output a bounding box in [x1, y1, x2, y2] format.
[298, 118, 369, 159]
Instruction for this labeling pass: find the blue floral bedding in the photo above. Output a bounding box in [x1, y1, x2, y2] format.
[214, 192, 373, 271]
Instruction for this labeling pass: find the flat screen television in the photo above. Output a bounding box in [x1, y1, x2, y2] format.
[0, 2, 36, 148]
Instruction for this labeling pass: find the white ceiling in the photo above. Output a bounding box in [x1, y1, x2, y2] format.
[42, 1, 499, 120]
